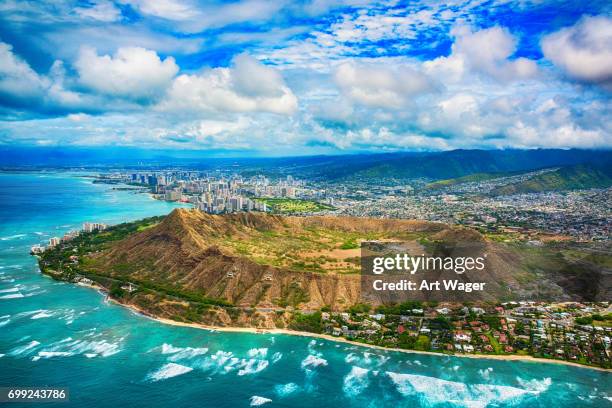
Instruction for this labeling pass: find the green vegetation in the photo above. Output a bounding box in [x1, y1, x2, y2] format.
[254, 197, 334, 214]
[37, 217, 231, 311]
[426, 172, 513, 189]
[375, 301, 423, 315]
[491, 164, 612, 196]
[219, 221, 418, 275]
[340, 239, 359, 249]
[289, 311, 323, 333]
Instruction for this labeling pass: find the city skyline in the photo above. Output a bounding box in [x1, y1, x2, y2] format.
[0, 1, 610, 155]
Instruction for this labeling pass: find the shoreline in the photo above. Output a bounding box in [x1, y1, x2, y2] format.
[98, 293, 611, 373]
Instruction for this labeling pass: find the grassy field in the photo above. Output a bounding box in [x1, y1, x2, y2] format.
[254, 197, 334, 214]
[220, 223, 425, 274]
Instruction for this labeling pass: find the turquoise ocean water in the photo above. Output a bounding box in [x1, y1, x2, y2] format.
[0, 172, 609, 407]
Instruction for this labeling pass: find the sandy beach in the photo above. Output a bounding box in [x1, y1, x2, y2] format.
[100, 294, 612, 373]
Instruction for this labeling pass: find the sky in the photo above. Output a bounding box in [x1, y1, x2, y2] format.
[0, 0, 610, 156]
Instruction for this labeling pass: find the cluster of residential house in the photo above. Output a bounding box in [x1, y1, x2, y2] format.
[319, 301, 611, 367]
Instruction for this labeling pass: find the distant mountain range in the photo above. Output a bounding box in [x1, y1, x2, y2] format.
[297, 149, 612, 181]
[489, 164, 612, 196]
[1, 147, 610, 185]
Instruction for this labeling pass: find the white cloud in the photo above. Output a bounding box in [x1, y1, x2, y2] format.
[334, 61, 437, 109]
[0, 42, 47, 100]
[126, 0, 285, 32]
[425, 26, 538, 82]
[75, 46, 179, 101]
[231, 54, 286, 97]
[541, 16, 612, 88]
[75, 1, 122, 22]
[124, 0, 198, 21]
[0, 42, 84, 111]
[160, 54, 297, 115]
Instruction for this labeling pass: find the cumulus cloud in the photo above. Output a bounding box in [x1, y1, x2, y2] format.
[0, 42, 47, 102]
[0, 42, 85, 113]
[75, 46, 179, 102]
[334, 61, 437, 109]
[541, 16, 612, 89]
[425, 26, 538, 82]
[160, 54, 297, 115]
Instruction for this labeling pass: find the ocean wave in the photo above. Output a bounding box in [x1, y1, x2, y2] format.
[196, 350, 234, 374]
[35, 351, 73, 360]
[343, 366, 370, 396]
[0, 234, 26, 241]
[271, 352, 282, 364]
[8, 340, 40, 356]
[146, 363, 193, 382]
[0, 293, 23, 299]
[478, 367, 493, 381]
[237, 359, 269, 376]
[71, 339, 123, 358]
[157, 343, 209, 361]
[275, 383, 299, 397]
[301, 354, 328, 369]
[516, 377, 552, 393]
[345, 352, 359, 364]
[31, 310, 55, 319]
[247, 348, 268, 358]
[386, 371, 551, 408]
[0, 287, 20, 293]
[29, 335, 124, 360]
[344, 351, 388, 367]
[249, 396, 272, 406]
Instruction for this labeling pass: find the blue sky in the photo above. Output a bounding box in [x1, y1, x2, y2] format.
[0, 0, 610, 155]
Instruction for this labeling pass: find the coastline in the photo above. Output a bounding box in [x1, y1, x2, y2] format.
[98, 292, 611, 373]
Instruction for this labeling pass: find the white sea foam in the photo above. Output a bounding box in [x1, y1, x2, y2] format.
[0, 287, 19, 293]
[0, 293, 23, 299]
[249, 396, 272, 406]
[72, 339, 122, 357]
[198, 350, 234, 374]
[37, 351, 72, 359]
[386, 371, 550, 408]
[31, 310, 55, 319]
[478, 367, 493, 380]
[0, 354, 4, 358]
[275, 382, 299, 397]
[147, 363, 193, 382]
[237, 359, 269, 376]
[247, 348, 268, 358]
[9, 340, 41, 356]
[271, 352, 282, 364]
[345, 352, 358, 364]
[0, 234, 26, 241]
[301, 354, 328, 369]
[343, 366, 370, 396]
[158, 343, 209, 360]
[516, 377, 552, 393]
[31, 335, 123, 359]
